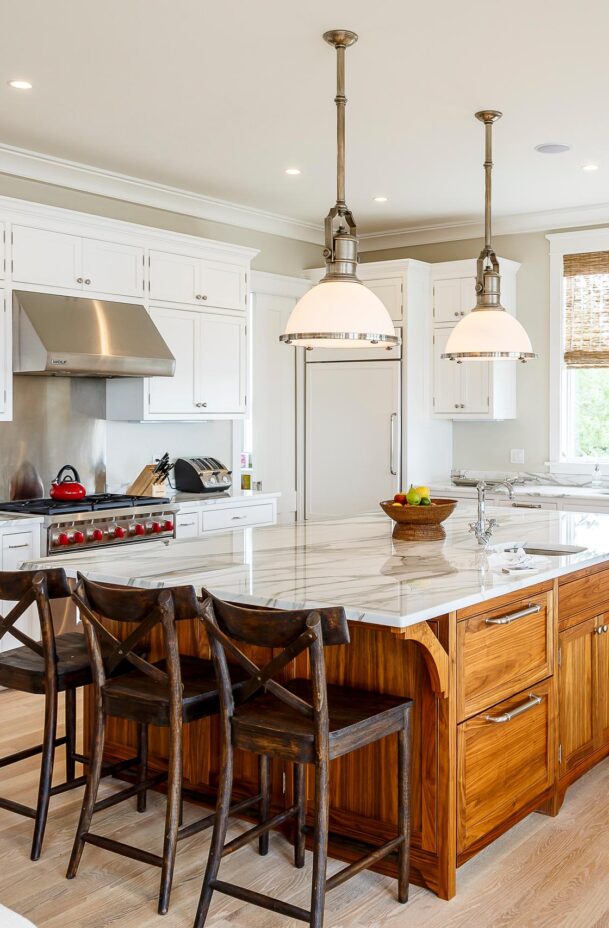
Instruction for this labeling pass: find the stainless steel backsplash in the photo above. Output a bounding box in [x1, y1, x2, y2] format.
[0, 377, 106, 499]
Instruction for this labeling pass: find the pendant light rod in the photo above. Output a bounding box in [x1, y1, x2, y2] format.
[475, 110, 501, 261]
[324, 30, 357, 210]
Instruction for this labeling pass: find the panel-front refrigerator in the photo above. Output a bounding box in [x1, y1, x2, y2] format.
[305, 359, 401, 520]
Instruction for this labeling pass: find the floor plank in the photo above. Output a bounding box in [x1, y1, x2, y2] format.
[0, 689, 608, 928]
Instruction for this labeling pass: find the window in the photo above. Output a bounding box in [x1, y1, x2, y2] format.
[562, 250, 609, 461]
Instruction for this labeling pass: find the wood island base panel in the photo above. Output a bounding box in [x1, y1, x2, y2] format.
[25, 506, 609, 901]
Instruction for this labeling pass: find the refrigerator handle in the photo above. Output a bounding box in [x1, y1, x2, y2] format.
[390, 412, 398, 476]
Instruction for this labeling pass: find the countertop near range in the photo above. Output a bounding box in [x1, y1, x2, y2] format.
[169, 490, 281, 508]
[0, 513, 44, 528]
[20, 505, 609, 630]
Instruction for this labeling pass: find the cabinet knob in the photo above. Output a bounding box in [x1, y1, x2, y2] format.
[454, 311, 460, 317]
[454, 404, 459, 409]
[195, 402, 208, 408]
[84, 278, 91, 285]
[76, 277, 83, 283]
[461, 311, 466, 316]
[196, 294, 208, 301]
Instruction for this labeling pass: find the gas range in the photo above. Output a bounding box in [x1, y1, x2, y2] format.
[0, 494, 178, 555]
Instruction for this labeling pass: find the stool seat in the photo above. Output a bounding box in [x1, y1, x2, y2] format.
[233, 678, 410, 762]
[102, 656, 248, 725]
[0, 632, 93, 695]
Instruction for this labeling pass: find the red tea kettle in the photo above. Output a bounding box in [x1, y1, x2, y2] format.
[50, 465, 87, 501]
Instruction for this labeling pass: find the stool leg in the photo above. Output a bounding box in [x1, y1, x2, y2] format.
[294, 763, 306, 868]
[158, 719, 182, 915]
[67, 707, 106, 878]
[65, 688, 76, 783]
[310, 758, 330, 928]
[258, 754, 270, 856]
[31, 679, 58, 861]
[136, 722, 148, 813]
[194, 734, 234, 928]
[397, 713, 411, 904]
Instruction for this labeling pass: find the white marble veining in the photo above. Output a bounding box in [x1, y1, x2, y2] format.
[20, 506, 609, 629]
[171, 490, 281, 508]
[431, 482, 609, 503]
[0, 513, 44, 528]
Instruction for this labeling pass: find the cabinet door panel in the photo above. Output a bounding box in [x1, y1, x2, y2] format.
[433, 278, 463, 323]
[459, 277, 476, 314]
[1, 531, 37, 650]
[594, 615, 609, 748]
[366, 277, 403, 321]
[559, 618, 596, 775]
[433, 327, 461, 414]
[0, 290, 8, 421]
[149, 250, 199, 304]
[461, 359, 490, 414]
[12, 225, 82, 290]
[147, 307, 198, 416]
[81, 238, 144, 297]
[198, 313, 246, 414]
[200, 260, 245, 310]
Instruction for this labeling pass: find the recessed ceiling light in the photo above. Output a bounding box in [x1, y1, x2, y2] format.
[583, 163, 599, 172]
[534, 143, 570, 154]
[285, 168, 301, 175]
[8, 79, 32, 90]
[373, 196, 388, 202]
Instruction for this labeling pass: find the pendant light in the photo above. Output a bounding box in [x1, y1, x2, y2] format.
[442, 111, 536, 362]
[280, 31, 397, 349]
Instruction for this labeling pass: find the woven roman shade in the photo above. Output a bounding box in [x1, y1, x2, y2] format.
[564, 251, 609, 367]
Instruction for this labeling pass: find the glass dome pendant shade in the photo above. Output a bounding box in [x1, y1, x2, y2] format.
[442, 111, 536, 362]
[280, 31, 397, 350]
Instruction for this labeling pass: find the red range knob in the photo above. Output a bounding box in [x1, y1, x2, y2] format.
[162, 519, 173, 532]
[57, 532, 70, 546]
[113, 525, 126, 539]
[150, 521, 162, 534]
[91, 528, 103, 541]
[134, 523, 146, 536]
[72, 531, 85, 544]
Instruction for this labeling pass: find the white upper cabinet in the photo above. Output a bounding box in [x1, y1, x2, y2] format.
[198, 312, 246, 414]
[149, 250, 246, 310]
[12, 225, 144, 298]
[12, 226, 82, 290]
[431, 260, 518, 421]
[147, 307, 199, 416]
[365, 277, 403, 322]
[80, 238, 144, 297]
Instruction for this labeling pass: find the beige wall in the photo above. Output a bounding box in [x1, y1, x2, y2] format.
[362, 232, 551, 474]
[0, 174, 321, 276]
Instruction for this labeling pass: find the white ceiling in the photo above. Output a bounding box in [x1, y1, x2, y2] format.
[1, 0, 609, 238]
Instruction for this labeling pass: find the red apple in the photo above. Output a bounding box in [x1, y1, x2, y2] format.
[394, 493, 407, 505]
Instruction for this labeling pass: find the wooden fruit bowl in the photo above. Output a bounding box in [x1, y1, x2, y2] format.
[379, 498, 458, 541]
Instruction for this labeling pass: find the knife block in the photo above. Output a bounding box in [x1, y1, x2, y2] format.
[127, 465, 168, 497]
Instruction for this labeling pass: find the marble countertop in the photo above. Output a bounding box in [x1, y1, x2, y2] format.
[431, 482, 609, 501]
[171, 490, 280, 508]
[19, 506, 609, 630]
[0, 513, 44, 528]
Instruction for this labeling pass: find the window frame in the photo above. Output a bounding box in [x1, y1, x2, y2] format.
[548, 228, 609, 475]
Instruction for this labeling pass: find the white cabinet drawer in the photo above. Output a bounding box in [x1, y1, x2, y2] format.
[200, 503, 274, 533]
[175, 512, 200, 539]
[1, 530, 37, 651]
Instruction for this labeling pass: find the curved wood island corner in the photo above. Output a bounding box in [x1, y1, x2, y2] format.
[21, 506, 609, 901]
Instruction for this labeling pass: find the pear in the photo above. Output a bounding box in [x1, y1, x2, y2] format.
[406, 485, 421, 506]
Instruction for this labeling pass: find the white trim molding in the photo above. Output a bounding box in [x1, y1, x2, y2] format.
[547, 226, 609, 472]
[0, 142, 324, 246]
[250, 270, 311, 298]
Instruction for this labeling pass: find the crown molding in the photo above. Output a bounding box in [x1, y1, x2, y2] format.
[0, 142, 324, 246]
[359, 201, 609, 251]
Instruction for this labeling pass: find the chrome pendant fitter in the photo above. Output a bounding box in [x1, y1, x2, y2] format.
[281, 31, 536, 362]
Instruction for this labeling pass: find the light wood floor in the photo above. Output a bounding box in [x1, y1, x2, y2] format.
[1, 689, 608, 928]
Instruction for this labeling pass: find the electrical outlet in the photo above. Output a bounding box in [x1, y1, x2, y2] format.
[510, 449, 525, 465]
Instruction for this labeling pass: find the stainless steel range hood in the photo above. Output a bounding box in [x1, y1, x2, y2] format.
[13, 290, 176, 377]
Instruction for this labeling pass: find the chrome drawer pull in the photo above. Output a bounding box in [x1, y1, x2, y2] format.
[484, 693, 542, 724]
[7, 543, 29, 549]
[512, 502, 542, 509]
[231, 515, 246, 520]
[485, 603, 542, 626]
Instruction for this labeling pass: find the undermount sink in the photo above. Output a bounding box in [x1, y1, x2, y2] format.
[503, 543, 588, 557]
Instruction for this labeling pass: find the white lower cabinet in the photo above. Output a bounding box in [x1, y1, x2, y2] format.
[0, 527, 40, 652]
[106, 305, 246, 421]
[174, 499, 277, 540]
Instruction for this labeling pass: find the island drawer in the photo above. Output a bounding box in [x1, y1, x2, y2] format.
[200, 503, 274, 533]
[457, 678, 554, 858]
[457, 591, 552, 720]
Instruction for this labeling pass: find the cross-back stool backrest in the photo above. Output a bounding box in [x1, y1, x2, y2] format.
[200, 590, 350, 740]
[72, 574, 202, 699]
[0, 569, 71, 664]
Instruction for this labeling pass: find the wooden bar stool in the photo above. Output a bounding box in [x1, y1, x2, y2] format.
[0, 569, 139, 861]
[194, 592, 413, 928]
[68, 574, 268, 915]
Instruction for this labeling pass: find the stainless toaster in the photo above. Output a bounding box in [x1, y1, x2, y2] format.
[173, 457, 232, 493]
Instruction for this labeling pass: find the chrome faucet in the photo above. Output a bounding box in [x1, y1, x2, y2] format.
[491, 479, 516, 500]
[469, 481, 498, 546]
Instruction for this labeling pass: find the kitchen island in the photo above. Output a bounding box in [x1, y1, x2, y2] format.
[21, 506, 609, 900]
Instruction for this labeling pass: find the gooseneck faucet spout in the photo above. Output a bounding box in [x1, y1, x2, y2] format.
[469, 481, 498, 546]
